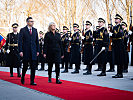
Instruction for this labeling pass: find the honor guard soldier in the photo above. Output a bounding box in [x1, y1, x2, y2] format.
[121, 22, 129, 73]
[82, 21, 93, 75]
[70, 23, 81, 74]
[95, 18, 109, 76]
[61, 26, 70, 73]
[60, 32, 65, 69]
[38, 31, 46, 71]
[112, 14, 125, 78]
[93, 26, 103, 71]
[67, 31, 73, 69]
[5, 23, 21, 77]
[106, 24, 115, 72]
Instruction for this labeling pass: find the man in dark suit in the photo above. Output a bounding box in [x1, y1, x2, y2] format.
[18, 17, 40, 85]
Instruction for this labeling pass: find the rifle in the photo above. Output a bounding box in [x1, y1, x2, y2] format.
[67, 23, 72, 52]
[80, 19, 85, 54]
[108, 9, 113, 51]
[127, 6, 132, 52]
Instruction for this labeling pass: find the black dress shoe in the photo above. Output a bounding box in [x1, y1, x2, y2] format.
[56, 80, 62, 84]
[112, 74, 123, 78]
[97, 73, 106, 76]
[61, 70, 68, 73]
[17, 74, 21, 77]
[48, 78, 52, 83]
[30, 82, 37, 85]
[94, 68, 102, 71]
[131, 78, 133, 80]
[52, 70, 55, 72]
[83, 71, 92, 75]
[45, 69, 48, 71]
[10, 74, 13, 77]
[71, 70, 79, 74]
[106, 69, 115, 72]
[21, 77, 25, 84]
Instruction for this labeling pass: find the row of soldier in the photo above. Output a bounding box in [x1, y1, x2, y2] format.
[0, 14, 133, 85]
[59, 13, 133, 79]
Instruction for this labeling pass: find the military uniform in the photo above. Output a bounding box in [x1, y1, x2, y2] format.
[107, 24, 115, 72]
[38, 33, 46, 71]
[122, 22, 129, 73]
[82, 21, 93, 75]
[96, 27, 109, 76]
[71, 23, 81, 73]
[5, 23, 21, 77]
[61, 26, 70, 73]
[112, 14, 125, 78]
[93, 26, 102, 71]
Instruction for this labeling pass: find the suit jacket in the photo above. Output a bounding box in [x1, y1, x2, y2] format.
[18, 26, 40, 60]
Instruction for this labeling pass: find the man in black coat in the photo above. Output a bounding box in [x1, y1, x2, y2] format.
[5, 23, 21, 77]
[18, 17, 40, 85]
[43, 22, 64, 84]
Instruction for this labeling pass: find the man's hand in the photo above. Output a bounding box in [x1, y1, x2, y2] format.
[37, 52, 39, 56]
[20, 52, 23, 57]
[44, 54, 46, 58]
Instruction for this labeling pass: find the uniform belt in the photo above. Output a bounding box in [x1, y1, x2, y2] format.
[96, 38, 103, 41]
[84, 42, 93, 45]
[112, 38, 122, 40]
[8, 44, 18, 46]
[72, 43, 80, 45]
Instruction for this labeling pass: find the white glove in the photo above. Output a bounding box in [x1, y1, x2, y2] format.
[102, 47, 105, 50]
[69, 46, 71, 48]
[0, 49, 1, 53]
[128, 31, 132, 35]
[7, 49, 10, 54]
[81, 36, 85, 40]
[109, 32, 113, 37]
[69, 37, 72, 41]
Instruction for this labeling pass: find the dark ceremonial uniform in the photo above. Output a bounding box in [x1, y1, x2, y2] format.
[83, 30, 93, 74]
[123, 29, 129, 73]
[96, 27, 109, 76]
[107, 33, 115, 72]
[5, 32, 21, 77]
[93, 26, 103, 71]
[38, 37, 46, 71]
[61, 33, 70, 73]
[60, 33, 65, 69]
[112, 24, 125, 78]
[70, 31, 81, 73]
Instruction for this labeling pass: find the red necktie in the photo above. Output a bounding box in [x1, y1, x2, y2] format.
[30, 28, 32, 35]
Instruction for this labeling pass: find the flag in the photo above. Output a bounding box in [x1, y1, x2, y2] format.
[0, 33, 6, 49]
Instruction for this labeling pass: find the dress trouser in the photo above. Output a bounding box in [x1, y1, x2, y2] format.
[22, 60, 37, 83]
[48, 63, 60, 79]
